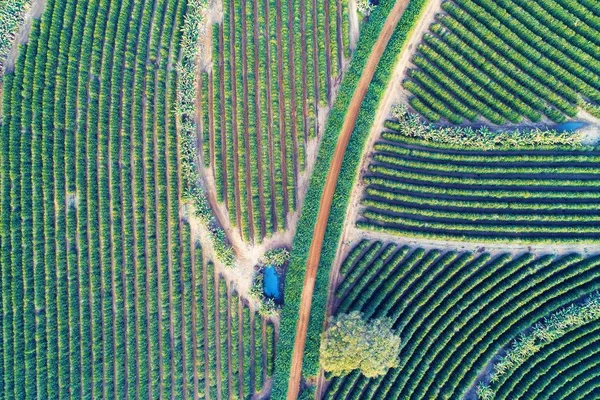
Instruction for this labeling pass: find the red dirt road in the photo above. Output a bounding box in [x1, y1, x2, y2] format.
[286, 0, 411, 398]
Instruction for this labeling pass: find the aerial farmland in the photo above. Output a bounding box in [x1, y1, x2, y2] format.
[0, 0, 599, 399]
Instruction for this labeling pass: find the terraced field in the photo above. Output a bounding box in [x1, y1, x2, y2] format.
[403, 0, 600, 124]
[323, 239, 600, 400]
[200, 0, 351, 242]
[358, 124, 600, 244]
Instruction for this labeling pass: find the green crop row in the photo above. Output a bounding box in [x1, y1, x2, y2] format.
[405, 0, 600, 123]
[207, 0, 352, 242]
[0, 0, 214, 397]
[327, 242, 600, 400]
[360, 133, 600, 243]
[490, 318, 600, 399]
[274, 2, 434, 395]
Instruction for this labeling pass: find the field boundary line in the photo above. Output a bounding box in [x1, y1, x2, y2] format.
[285, 0, 410, 397]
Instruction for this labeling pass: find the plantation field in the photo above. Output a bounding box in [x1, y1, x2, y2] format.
[323, 239, 600, 400]
[402, 0, 600, 124]
[200, 0, 351, 242]
[0, 0, 258, 397]
[201, 262, 276, 399]
[358, 123, 600, 244]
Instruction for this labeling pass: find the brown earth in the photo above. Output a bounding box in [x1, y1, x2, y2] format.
[285, 0, 412, 397]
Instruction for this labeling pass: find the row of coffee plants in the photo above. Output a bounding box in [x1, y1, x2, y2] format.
[324, 240, 600, 399]
[476, 292, 600, 399]
[273, 0, 432, 396]
[358, 122, 600, 244]
[0, 0, 30, 75]
[0, 0, 219, 397]
[204, 270, 276, 399]
[404, 0, 600, 124]
[204, 0, 351, 243]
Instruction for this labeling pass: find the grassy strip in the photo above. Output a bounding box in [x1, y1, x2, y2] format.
[273, 0, 431, 396]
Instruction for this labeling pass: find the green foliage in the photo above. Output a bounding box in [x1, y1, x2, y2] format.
[325, 241, 600, 400]
[359, 125, 600, 244]
[475, 292, 600, 399]
[262, 247, 290, 268]
[177, 0, 235, 268]
[274, 0, 430, 395]
[385, 115, 583, 149]
[0, 0, 30, 75]
[404, 0, 600, 124]
[320, 312, 401, 378]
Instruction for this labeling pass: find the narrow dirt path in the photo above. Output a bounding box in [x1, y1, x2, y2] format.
[201, 255, 213, 398]
[286, 0, 411, 397]
[213, 272, 223, 399]
[335, 0, 344, 74]
[208, 70, 215, 170]
[299, 0, 310, 145]
[251, 0, 267, 238]
[238, 298, 245, 398]
[218, 24, 229, 209]
[226, 284, 234, 396]
[286, 0, 300, 207]
[310, 0, 321, 122]
[323, 0, 333, 103]
[190, 241, 199, 400]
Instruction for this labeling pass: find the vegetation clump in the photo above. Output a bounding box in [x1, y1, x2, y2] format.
[320, 311, 401, 378]
[177, 0, 235, 267]
[262, 247, 290, 268]
[0, 0, 30, 75]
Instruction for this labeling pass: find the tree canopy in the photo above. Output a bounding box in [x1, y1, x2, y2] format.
[319, 311, 401, 378]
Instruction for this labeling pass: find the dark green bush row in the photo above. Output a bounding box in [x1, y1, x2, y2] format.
[495, 319, 600, 399]
[406, 0, 600, 123]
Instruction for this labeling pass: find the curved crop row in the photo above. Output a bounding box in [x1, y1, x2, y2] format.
[359, 131, 600, 244]
[324, 240, 600, 400]
[403, 0, 600, 124]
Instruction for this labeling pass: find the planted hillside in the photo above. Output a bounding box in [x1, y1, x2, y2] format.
[403, 0, 600, 124]
[202, 0, 351, 242]
[0, 0, 30, 74]
[324, 240, 600, 400]
[358, 124, 600, 244]
[200, 265, 276, 399]
[0, 0, 210, 397]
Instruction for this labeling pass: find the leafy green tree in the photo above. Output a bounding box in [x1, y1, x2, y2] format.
[320, 311, 401, 378]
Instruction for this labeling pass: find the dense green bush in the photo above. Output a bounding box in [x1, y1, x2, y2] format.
[0, 0, 30, 75]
